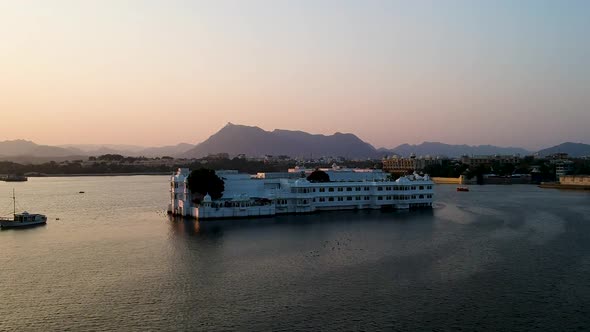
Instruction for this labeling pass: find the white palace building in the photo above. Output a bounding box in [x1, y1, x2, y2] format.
[168, 165, 434, 220]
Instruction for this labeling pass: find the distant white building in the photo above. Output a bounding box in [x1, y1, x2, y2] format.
[382, 154, 443, 174]
[460, 154, 521, 167]
[168, 165, 434, 220]
[548, 153, 574, 179]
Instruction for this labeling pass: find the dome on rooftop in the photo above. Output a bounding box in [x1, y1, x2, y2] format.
[295, 178, 309, 185]
[396, 176, 410, 184]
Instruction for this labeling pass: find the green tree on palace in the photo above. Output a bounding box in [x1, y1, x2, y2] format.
[186, 168, 225, 202]
[307, 169, 330, 182]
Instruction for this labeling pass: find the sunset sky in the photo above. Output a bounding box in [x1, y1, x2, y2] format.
[1, 1, 589, 150]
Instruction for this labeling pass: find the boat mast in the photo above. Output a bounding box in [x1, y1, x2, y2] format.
[12, 189, 15, 216]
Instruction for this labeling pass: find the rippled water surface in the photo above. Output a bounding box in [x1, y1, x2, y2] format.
[1, 177, 590, 331]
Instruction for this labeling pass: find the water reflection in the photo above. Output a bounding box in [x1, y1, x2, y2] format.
[0, 223, 47, 231]
[167, 208, 435, 237]
[167, 215, 202, 236]
[4, 178, 590, 331]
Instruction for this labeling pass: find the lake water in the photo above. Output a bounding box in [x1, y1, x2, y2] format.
[1, 176, 590, 331]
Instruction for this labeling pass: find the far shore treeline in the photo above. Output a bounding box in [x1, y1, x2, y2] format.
[0, 154, 378, 176]
[0, 153, 589, 182]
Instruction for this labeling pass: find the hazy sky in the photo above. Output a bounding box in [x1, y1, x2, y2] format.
[1, 1, 589, 150]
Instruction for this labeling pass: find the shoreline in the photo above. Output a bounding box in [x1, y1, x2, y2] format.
[539, 183, 590, 190]
[26, 172, 171, 178]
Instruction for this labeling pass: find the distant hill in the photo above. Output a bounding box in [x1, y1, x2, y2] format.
[137, 143, 194, 157]
[385, 142, 531, 158]
[536, 142, 590, 157]
[60, 144, 144, 157]
[182, 123, 378, 159]
[5, 134, 586, 163]
[60, 144, 146, 153]
[60, 143, 195, 157]
[0, 139, 82, 158]
[0, 140, 196, 162]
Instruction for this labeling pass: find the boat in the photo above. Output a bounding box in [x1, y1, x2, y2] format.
[0, 190, 47, 228]
[0, 174, 28, 182]
[456, 186, 470, 192]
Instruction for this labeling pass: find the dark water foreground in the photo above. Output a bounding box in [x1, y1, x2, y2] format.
[1, 177, 590, 331]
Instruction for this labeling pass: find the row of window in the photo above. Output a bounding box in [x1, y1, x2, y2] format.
[188, 194, 434, 206]
[312, 194, 433, 203]
[317, 196, 371, 202]
[293, 185, 433, 194]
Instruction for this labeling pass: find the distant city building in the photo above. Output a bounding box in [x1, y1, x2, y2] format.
[555, 162, 574, 179]
[263, 155, 292, 163]
[560, 175, 590, 186]
[205, 153, 230, 160]
[460, 155, 521, 167]
[80, 157, 183, 168]
[548, 153, 574, 179]
[548, 152, 569, 160]
[382, 154, 442, 174]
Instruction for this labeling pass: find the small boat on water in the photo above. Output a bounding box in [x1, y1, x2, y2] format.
[456, 186, 470, 192]
[0, 190, 47, 229]
[1, 212, 47, 228]
[0, 174, 28, 182]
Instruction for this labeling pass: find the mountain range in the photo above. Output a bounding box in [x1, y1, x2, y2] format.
[536, 142, 590, 157]
[0, 140, 195, 163]
[1, 124, 589, 162]
[181, 123, 537, 158]
[182, 123, 377, 159]
[60, 143, 195, 158]
[0, 140, 83, 158]
[384, 142, 531, 158]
